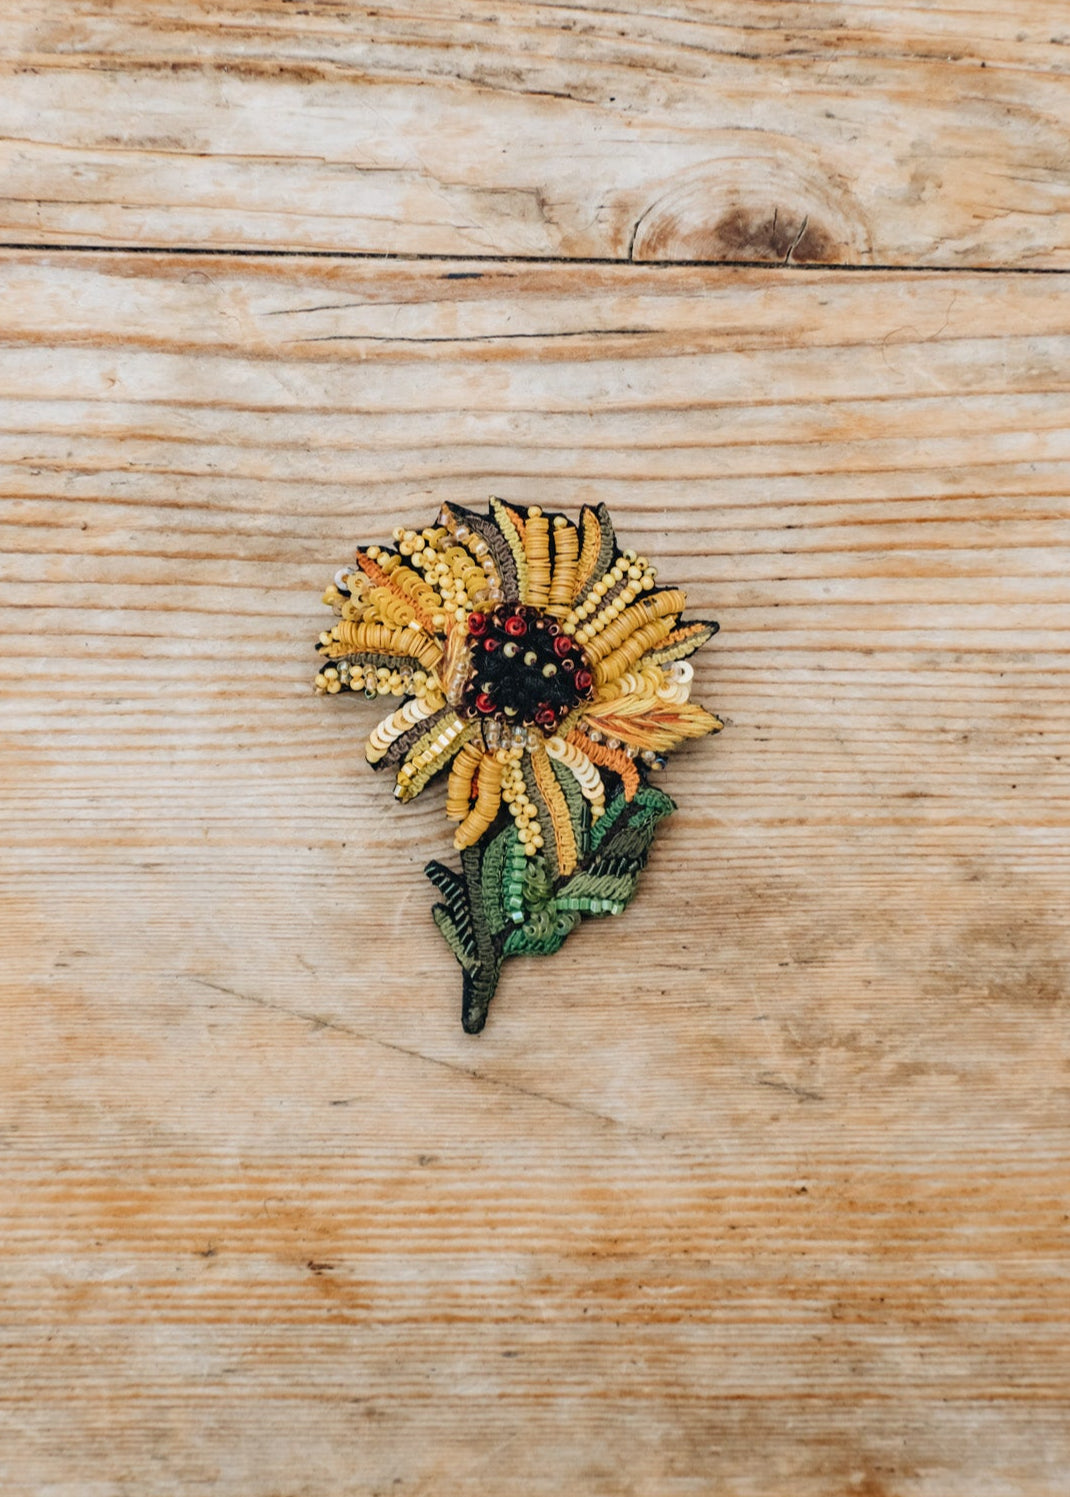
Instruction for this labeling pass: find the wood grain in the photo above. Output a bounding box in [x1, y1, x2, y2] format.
[4, 1, 1070, 264]
[2, 251, 1068, 1495]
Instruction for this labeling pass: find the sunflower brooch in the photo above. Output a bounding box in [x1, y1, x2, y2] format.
[314, 499, 722, 1033]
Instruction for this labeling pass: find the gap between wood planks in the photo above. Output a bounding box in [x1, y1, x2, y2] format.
[1, 242, 1068, 273]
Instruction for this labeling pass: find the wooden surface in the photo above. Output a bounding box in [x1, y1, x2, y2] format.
[2, 5, 1069, 1495]
[5, 0, 1070, 264]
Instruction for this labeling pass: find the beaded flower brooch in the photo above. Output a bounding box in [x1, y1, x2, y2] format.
[314, 500, 721, 1033]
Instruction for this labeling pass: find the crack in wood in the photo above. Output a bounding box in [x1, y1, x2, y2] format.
[1, 243, 1068, 273]
[186, 974, 671, 1139]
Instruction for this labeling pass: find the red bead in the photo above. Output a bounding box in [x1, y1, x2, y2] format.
[475, 691, 496, 714]
[482, 636, 499, 651]
[553, 634, 573, 658]
[467, 612, 487, 635]
[534, 706, 558, 729]
[503, 614, 527, 637]
[574, 669, 593, 692]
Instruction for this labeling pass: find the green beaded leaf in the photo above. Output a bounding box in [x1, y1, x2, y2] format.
[503, 908, 580, 957]
[425, 781, 677, 1031]
[480, 822, 518, 937]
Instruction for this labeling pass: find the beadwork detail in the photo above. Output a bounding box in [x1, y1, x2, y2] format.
[459, 602, 594, 732]
[314, 499, 722, 1033]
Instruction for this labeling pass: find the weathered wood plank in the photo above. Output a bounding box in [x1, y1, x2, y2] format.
[4, 1, 1070, 264]
[2, 253, 1069, 1495]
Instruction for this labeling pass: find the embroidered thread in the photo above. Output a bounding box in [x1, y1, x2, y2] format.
[314, 500, 722, 1032]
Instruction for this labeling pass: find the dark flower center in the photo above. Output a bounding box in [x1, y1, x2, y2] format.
[460, 604, 594, 732]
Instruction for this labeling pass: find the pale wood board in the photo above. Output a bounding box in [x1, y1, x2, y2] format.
[4, 0, 1070, 264]
[1, 252, 1069, 1494]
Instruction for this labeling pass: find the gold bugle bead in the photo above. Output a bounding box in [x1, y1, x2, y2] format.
[582, 590, 686, 665]
[522, 513, 551, 608]
[453, 753, 506, 849]
[591, 615, 677, 686]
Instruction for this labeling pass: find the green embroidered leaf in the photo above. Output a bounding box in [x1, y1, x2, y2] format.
[521, 854, 556, 912]
[555, 868, 639, 912]
[480, 822, 518, 936]
[425, 858, 464, 904]
[591, 785, 675, 854]
[431, 904, 478, 972]
[460, 844, 509, 1034]
[503, 909, 579, 956]
[425, 860, 473, 934]
[633, 784, 677, 820]
[594, 824, 659, 862]
[462, 955, 504, 1034]
[503, 848, 529, 926]
[589, 790, 631, 851]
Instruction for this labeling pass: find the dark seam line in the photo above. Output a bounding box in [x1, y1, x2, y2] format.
[295, 327, 654, 343]
[0, 242, 1066, 273]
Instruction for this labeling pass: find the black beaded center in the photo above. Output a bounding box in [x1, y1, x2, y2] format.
[460, 604, 594, 731]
